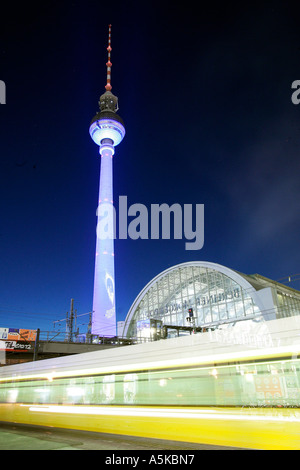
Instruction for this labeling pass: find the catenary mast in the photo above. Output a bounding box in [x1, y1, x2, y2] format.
[89, 25, 125, 336]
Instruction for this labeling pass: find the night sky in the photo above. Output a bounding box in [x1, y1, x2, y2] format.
[1, 1, 299, 334]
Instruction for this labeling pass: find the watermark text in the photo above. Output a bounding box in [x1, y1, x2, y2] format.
[96, 196, 204, 251]
[291, 80, 300, 104]
[0, 80, 6, 104]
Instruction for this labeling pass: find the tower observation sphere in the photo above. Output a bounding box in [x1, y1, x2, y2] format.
[89, 25, 125, 337]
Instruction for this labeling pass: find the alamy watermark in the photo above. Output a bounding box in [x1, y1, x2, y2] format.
[96, 196, 204, 251]
[0, 80, 6, 104]
[291, 80, 300, 105]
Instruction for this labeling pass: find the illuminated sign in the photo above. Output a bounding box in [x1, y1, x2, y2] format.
[137, 320, 150, 332]
[147, 288, 242, 318]
[136, 319, 162, 341]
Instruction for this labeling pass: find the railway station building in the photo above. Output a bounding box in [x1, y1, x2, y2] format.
[122, 261, 300, 341]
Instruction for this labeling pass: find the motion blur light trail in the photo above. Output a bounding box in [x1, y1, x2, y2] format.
[1, 320, 300, 449]
[1, 404, 300, 450]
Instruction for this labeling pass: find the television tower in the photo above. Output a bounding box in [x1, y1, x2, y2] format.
[89, 25, 125, 336]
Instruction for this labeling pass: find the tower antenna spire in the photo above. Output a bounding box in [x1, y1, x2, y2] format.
[105, 24, 112, 91]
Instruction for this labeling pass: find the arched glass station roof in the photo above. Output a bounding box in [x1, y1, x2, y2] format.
[122, 261, 300, 340]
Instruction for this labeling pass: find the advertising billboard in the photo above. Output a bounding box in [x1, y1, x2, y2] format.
[0, 328, 36, 352]
[0, 328, 36, 341]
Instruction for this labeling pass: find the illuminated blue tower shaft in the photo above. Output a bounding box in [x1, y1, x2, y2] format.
[89, 25, 125, 337]
[92, 144, 115, 336]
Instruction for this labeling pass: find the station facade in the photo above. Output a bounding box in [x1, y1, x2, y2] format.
[122, 261, 300, 341]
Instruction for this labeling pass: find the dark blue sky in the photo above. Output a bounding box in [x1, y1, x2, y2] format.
[0, 1, 299, 333]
